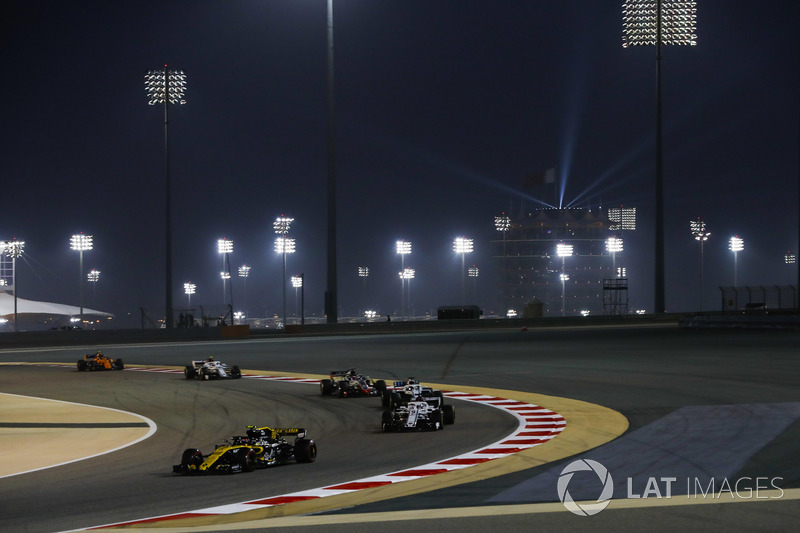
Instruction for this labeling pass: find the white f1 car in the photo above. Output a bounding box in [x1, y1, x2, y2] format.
[184, 357, 242, 380]
[381, 382, 455, 431]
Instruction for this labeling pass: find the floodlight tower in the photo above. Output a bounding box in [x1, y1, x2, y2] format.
[556, 243, 573, 317]
[495, 213, 511, 314]
[4, 240, 24, 331]
[468, 265, 479, 301]
[274, 216, 296, 329]
[400, 268, 415, 319]
[560, 273, 570, 317]
[217, 238, 233, 308]
[184, 282, 196, 309]
[70, 233, 93, 323]
[358, 266, 369, 309]
[690, 218, 711, 310]
[291, 275, 303, 323]
[606, 237, 624, 277]
[729, 235, 744, 286]
[623, 0, 697, 313]
[145, 65, 187, 329]
[87, 269, 101, 309]
[324, 0, 338, 325]
[238, 265, 251, 312]
[396, 240, 411, 318]
[453, 237, 474, 305]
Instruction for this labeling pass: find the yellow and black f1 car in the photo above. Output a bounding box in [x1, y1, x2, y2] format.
[173, 426, 317, 475]
[76, 352, 124, 371]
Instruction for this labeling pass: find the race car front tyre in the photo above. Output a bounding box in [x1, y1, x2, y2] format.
[443, 404, 456, 425]
[77, 360, 87, 371]
[390, 392, 403, 409]
[231, 365, 242, 379]
[184, 366, 195, 379]
[374, 379, 387, 392]
[114, 359, 124, 370]
[180, 448, 204, 473]
[320, 379, 334, 395]
[295, 439, 317, 463]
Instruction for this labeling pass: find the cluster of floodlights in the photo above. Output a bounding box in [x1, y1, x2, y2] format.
[622, 0, 697, 47]
[144, 67, 187, 105]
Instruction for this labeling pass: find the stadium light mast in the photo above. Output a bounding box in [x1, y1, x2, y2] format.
[87, 269, 101, 310]
[468, 265, 479, 301]
[557, 242, 573, 317]
[495, 213, 511, 315]
[70, 233, 93, 324]
[623, 0, 697, 314]
[4, 240, 25, 331]
[184, 282, 196, 310]
[453, 237, 474, 305]
[400, 268, 415, 319]
[291, 275, 303, 324]
[145, 65, 186, 329]
[690, 218, 711, 310]
[606, 237, 624, 277]
[217, 238, 234, 308]
[274, 216, 295, 329]
[238, 265, 251, 313]
[358, 266, 369, 310]
[324, 0, 338, 324]
[396, 240, 411, 319]
[729, 235, 744, 287]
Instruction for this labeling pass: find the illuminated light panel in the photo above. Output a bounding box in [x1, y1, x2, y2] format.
[144, 67, 187, 105]
[622, 0, 698, 48]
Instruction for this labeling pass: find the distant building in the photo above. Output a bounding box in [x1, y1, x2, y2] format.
[492, 207, 636, 316]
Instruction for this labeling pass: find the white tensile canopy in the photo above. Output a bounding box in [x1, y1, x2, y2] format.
[0, 292, 113, 319]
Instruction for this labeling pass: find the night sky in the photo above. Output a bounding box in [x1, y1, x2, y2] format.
[2, 1, 798, 327]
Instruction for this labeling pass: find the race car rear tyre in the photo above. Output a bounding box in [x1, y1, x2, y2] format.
[374, 379, 387, 392]
[231, 365, 242, 379]
[295, 439, 317, 463]
[114, 359, 124, 370]
[431, 409, 444, 430]
[77, 360, 87, 371]
[381, 390, 391, 408]
[202, 368, 211, 380]
[241, 449, 256, 472]
[184, 366, 195, 379]
[381, 410, 394, 432]
[320, 379, 334, 395]
[443, 404, 456, 425]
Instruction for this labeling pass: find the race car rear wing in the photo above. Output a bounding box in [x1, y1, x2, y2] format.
[246, 425, 307, 440]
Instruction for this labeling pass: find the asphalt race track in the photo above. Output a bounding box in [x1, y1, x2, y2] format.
[1, 324, 799, 532]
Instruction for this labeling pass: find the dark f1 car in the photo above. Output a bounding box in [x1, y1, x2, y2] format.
[77, 352, 124, 371]
[319, 367, 386, 398]
[381, 382, 455, 432]
[173, 425, 317, 475]
[184, 357, 242, 380]
[382, 377, 444, 408]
